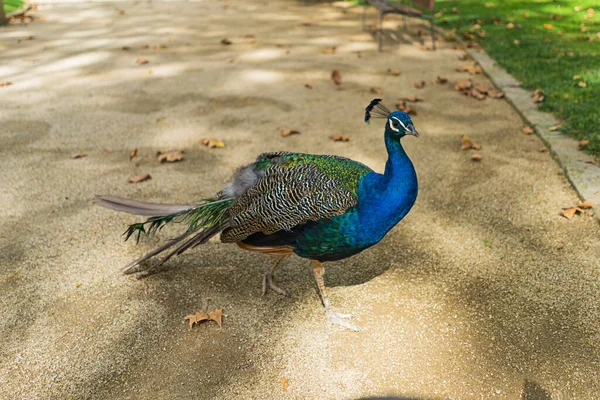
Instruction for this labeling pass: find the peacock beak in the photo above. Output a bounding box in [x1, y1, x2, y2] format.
[407, 124, 419, 137]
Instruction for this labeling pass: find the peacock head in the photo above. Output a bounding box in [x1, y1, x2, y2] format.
[364, 98, 419, 138]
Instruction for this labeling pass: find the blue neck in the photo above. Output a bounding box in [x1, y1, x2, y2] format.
[355, 133, 418, 242]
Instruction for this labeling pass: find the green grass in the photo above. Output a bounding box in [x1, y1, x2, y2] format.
[4, 0, 25, 14]
[434, 1, 600, 157]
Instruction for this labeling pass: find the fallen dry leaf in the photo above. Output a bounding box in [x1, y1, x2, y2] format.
[469, 88, 487, 100]
[331, 70, 342, 87]
[221, 38, 232, 45]
[281, 378, 289, 392]
[578, 139, 589, 150]
[304, 83, 313, 89]
[543, 24, 554, 30]
[136, 57, 149, 65]
[280, 128, 301, 137]
[370, 87, 382, 95]
[560, 207, 579, 220]
[514, 39, 520, 45]
[121, 46, 130, 51]
[129, 173, 151, 183]
[437, 76, 448, 84]
[461, 135, 481, 150]
[522, 126, 534, 135]
[506, 22, 516, 29]
[71, 152, 86, 159]
[322, 46, 337, 54]
[395, 102, 417, 116]
[539, 147, 548, 153]
[157, 149, 184, 163]
[487, 89, 505, 98]
[413, 80, 426, 89]
[0, 82, 13, 87]
[129, 148, 138, 161]
[185, 308, 223, 329]
[399, 96, 424, 102]
[471, 154, 482, 161]
[388, 68, 401, 76]
[456, 63, 482, 75]
[580, 200, 594, 209]
[578, 81, 587, 88]
[573, 75, 582, 80]
[532, 89, 545, 103]
[201, 138, 225, 148]
[332, 135, 350, 142]
[455, 79, 473, 91]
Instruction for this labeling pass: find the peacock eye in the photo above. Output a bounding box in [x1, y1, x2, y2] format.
[392, 120, 400, 129]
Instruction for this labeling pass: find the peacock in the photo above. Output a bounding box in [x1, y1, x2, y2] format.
[95, 99, 419, 331]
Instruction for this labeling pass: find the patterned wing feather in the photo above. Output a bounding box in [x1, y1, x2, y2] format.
[220, 152, 372, 243]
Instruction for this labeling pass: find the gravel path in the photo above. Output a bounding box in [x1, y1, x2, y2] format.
[1, 1, 599, 398]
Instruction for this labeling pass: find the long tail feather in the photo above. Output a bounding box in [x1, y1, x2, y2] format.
[97, 194, 234, 272]
[95, 195, 194, 216]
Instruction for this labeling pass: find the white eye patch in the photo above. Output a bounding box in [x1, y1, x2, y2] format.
[389, 116, 408, 133]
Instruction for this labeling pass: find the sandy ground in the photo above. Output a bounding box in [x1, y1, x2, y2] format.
[1, 1, 599, 399]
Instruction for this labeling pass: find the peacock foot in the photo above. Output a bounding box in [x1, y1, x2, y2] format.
[325, 308, 361, 332]
[262, 267, 289, 296]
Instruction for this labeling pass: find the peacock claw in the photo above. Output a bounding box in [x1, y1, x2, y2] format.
[325, 309, 361, 332]
[262, 267, 288, 296]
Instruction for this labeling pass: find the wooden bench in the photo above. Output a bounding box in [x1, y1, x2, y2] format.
[362, 0, 436, 51]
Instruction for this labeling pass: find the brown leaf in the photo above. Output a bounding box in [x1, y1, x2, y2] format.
[280, 128, 301, 137]
[388, 68, 401, 76]
[121, 46, 130, 51]
[413, 80, 426, 89]
[543, 24, 554, 30]
[129, 173, 151, 183]
[560, 207, 579, 220]
[221, 38, 232, 45]
[579, 200, 594, 208]
[136, 57, 149, 65]
[304, 83, 313, 89]
[460, 135, 472, 150]
[399, 96, 424, 102]
[395, 102, 417, 116]
[487, 89, 505, 98]
[322, 46, 337, 54]
[437, 76, 448, 84]
[129, 148, 138, 161]
[370, 87, 382, 95]
[331, 70, 342, 87]
[332, 135, 350, 142]
[185, 307, 223, 329]
[522, 126, 534, 135]
[455, 79, 473, 91]
[578, 139, 589, 150]
[281, 378, 289, 392]
[0, 82, 13, 87]
[469, 88, 487, 100]
[532, 89, 545, 103]
[539, 147, 548, 153]
[157, 149, 184, 162]
[71, 152, 87, 159]
[471, 154, 482, 161]
[118, 9, 125, 15]
[458, 54, 470, 61]
[513, 39, 520, 45]
[573, 75, 582, 80]
[456, 63, 482, 75]
[506, 22, 516, 29]
[471, 143, 482, 150]
[201, 138, 225, 148]
[578, 81, 587, 88]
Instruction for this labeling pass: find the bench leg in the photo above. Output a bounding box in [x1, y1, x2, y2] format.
[430, 19, 436, 50]
[379, 10, 384, 52]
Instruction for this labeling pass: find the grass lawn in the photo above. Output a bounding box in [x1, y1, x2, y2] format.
[3, 0, 25, 14]
[434, 1, 599, 157]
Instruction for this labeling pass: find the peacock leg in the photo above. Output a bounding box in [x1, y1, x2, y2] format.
[311, 260, 361, 332]
[262, 256, 289, 296]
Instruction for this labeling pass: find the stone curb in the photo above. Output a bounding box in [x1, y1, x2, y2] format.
[465, 48, 600, 221]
